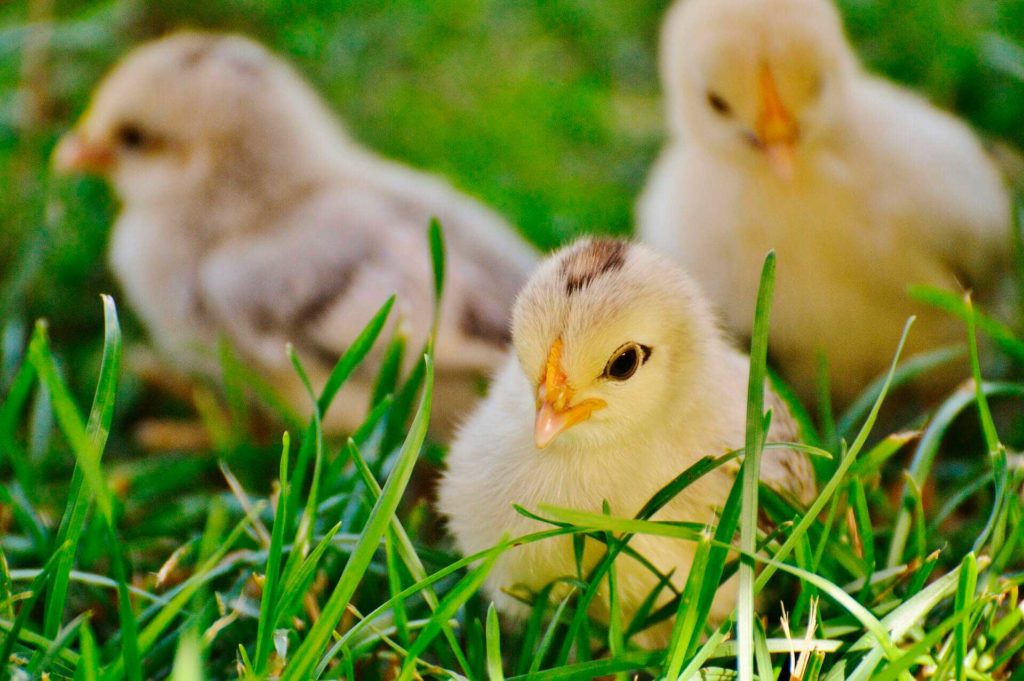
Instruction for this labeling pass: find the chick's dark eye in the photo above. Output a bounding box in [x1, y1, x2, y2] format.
[116, 124, 145, 150]
[707, 91, 732, 116]
[603, 343, 651, 381]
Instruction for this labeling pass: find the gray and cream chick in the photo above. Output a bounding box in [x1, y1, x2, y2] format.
[54, 31, 538, 433]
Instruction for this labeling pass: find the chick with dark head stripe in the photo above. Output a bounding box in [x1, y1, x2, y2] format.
[439, 238, 815, 648]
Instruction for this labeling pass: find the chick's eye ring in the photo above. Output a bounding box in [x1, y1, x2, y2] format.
[603, 342, 652, 381]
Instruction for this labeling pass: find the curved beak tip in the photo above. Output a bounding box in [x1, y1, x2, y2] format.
[533, 404, 563, 450]
[765, 142, 796, 180]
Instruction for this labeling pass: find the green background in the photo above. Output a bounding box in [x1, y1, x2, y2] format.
[2, 0, 1023, 397]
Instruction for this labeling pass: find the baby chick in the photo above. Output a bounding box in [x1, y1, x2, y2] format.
[53, 31, 537, 433]
[438, 238, 815, 648]
[639, 0, 1011, 407]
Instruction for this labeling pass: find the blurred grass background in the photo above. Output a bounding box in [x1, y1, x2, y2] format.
[2, 0, 1024, 400]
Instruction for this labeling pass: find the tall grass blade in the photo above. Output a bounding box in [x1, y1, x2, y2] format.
[27, 303, 142, 681]
[396, 538, 503, 681]
[964, 294, 1009, 557]
[486, 603, 504, 681]
[346, 439, 471, 672]
[44, 294, 121, 639]
[281, 356, 433, 681]
[663, 526, 712, 678]
[254, 435, 291, 673]
[738, 250, 776, 681]
[954, 552, 978, 681]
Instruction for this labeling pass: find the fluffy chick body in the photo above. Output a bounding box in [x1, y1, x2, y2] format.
[639, 0, 1011, 406]
[57, 32, 537, 433]
[439, 239, 814, 648]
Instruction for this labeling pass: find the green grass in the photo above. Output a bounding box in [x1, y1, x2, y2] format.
[2, 230, 1023, 678]
[3, 0, 1024, 679]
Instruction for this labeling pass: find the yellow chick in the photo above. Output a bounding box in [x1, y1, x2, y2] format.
[438, 238, 815, 648]
[638, 0, 1012, 407]
[53, 31, 538, 434]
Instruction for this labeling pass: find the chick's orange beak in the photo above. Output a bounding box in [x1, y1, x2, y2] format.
[755, 65, 798, 179]
[52, 132, 115, 175]
[534, 339, 606, 449]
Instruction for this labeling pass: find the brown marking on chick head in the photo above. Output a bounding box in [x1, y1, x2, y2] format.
[178, 37, 216, 68]
[176, 34, 265, 80]
[560, 238, 627, 295]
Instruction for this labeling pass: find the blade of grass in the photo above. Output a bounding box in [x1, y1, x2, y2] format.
[371, 331, 406, 408]
[0, 356, 37, 495]
[509, 654, 665, 680]
[282, 356, 433, 681]
[836, 344, 965, 441]
[954, 552, 979, 681]
[602, 502, 625, 675]
[964, 294, 1009, 557]
[849, 478, 875, 581]
[756, 318, 916, 592]
[317, 295, 395, 416]
[0, 549, 11, 622]
[44, 294, 121, 638]
[289, 296, 395, 525]
[27, 611, 88, 677]
[738, 251, 776, 681]
[325, 529, 577, 678]
[27, 302, 142, 681]
[674, 623, 732, 681]
[346, 439, 471, 673]
[514, 583, 555, 675]
[395, 538, 504, 681]
[271, 520, 342, 631]
[886, 381, 1024, 567]
[555, 449, 746, 663]
[385, 530, 410, 645]
[0, 542, 69, 681]
[428, 218, 445, 339]
[254, 435, 291, 674]
[909, 284, 1024, 363]
[663, 526, 713, 678]
[528, 587, 578, 675]
[380, 354, 427, 458]
[685, 468, 745, 658]
[846, 559, 972, 680]
[540, 505, 900, 657]
[485, 604, 504, 681]
[753, 617, 774, 681]
[77, 621, 99, 681]
[104, 505, 260, 681]
[169, 627, 203, 681]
